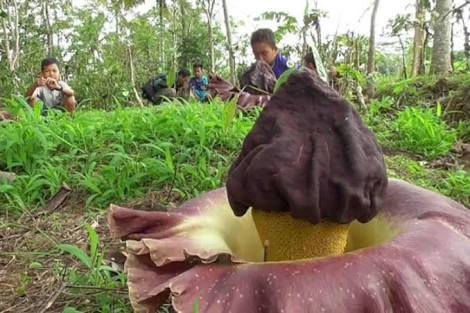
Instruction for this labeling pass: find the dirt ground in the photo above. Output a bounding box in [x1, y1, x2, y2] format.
[0, 189, 179, 313]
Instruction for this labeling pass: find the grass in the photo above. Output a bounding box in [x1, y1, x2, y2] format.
[386, 155, 470, 205]
[0, 95, 468, 312]
[0, 98, 257, 216]
[391, 106, 457, 159]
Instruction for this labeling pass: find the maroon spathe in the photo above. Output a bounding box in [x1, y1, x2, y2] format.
[227, 69, 388, 224]
[109, 180, 470, 313]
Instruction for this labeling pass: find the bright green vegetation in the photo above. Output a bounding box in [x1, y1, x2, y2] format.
[392, 106, 457, 159]
[366, 100, 459, 160]
[0, 98, 251, 215]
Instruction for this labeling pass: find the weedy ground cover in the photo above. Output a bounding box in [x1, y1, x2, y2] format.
[0, 98, 255, 216]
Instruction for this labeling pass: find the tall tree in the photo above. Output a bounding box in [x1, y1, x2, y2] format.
[431, 0, 453, 74]
[42, 2, 53, 55]
[389, 14, 413, 78]
[156, 0, 166, 71]
[221, 0, 236, 84]
[367, 0, 380, 97]
[128, 45, 143, 107]
[412, 0, 429, 75]
[455, 4, 470, 70]
[198, 0, 217, 72]
[301, 7, 326, 59]
[0, 0, 20, 92]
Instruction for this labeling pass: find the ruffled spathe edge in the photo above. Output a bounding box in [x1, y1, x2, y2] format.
[108, 180, 470, 313]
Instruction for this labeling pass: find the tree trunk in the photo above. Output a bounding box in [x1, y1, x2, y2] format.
[367, 0, 380, 97]
[367, 0, 379, 74]
[128, 45, 144, 107]
[354, 37, 360, 70]
[399, 37, 408, 78]
[451, 18, 455, 71]
[208, 20, 214, 72]
[346, 33, 354, 66]
[158, 0, 165, 71]
[171, 5, 178, 73]
[456, 8, 470, 70]
[315, 23, 322, 57]
[327, 25, 340, 66]
[201, 0, 216, 73]
[412, 0, 427, 76]
[0, 0, 20, 92]
[431, 0, 453, 74]
[221, 0, 236, 84]
[114, 6, 120, 34]
[42, 2, 54, 55]
[423, 25, 431, 73]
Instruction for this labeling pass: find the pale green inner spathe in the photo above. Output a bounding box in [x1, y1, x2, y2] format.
[183, 195, 400, 262]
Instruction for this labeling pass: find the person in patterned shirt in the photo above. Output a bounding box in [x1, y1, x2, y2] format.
[26, 57, 76, 114]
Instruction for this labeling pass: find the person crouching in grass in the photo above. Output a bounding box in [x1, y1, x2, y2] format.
[190, 63, 212, 103]
[26, 57, 76, 114]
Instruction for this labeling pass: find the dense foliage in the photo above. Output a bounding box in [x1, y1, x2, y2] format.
[0, 98, 254, 215]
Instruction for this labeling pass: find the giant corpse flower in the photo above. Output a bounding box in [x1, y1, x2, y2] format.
[109, 180, 470, 313]
[108, 69, 470, 312]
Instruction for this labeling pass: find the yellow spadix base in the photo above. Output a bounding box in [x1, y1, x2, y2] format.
[251, 210, 350, 262]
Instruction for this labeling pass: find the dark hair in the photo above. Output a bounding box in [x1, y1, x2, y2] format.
[250, 28, 276, 49]
[178, 68, 190, 77]
[193, 63, 203, 70]
[41, 57, 60, 71]
[304, 50, 317, 69]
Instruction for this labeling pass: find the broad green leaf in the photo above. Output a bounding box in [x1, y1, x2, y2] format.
[57, 244, 92, 269]
[167, 70, 176, 89]
[223, 97, 238, 130]
[85, 224, 99, 265]
[274, 67, 297, 93]
[0, 184, 14, 193]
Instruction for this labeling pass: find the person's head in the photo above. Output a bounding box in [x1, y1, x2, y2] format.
[304, 50, 317, 71]
[178, 68, 190, 80]
[41, 57, 61, 80]
[250, 28, 278, 66]
[176, 68, 191, 86]
[329, 65, 338, 78]
[193, 63, 204, 79]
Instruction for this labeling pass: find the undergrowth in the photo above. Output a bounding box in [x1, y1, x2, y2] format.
[0, 97, 254, 216]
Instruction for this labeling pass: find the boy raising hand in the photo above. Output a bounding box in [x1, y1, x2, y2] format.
[26, 57, 76, 114]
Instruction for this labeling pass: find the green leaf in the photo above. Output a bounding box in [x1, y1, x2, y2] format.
[0, 184, 14, 193]
[164, 147, 174, 172]
[193, 298, 200, 313]
[436, 102, 442, 118]
[167, 70, 176, 89]
[223, 97, 238, 130]
[29, 261, 42, 269]
[63, 307, 83, 313]
[273, 67, 296, 93]
[57, 244, 92, 269]
[85, 224, 99, 265]
[97, 265, 121, 273]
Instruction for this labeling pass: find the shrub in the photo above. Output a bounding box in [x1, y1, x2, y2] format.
[392, 106, 457, 159]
